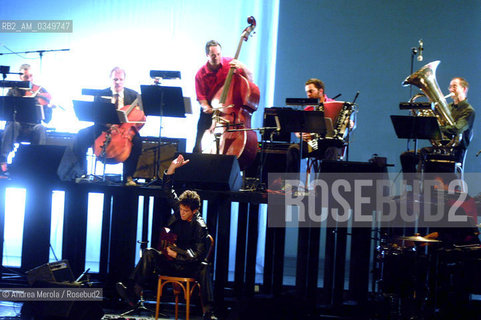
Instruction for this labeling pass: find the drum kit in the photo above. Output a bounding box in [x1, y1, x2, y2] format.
[375, 232, 442, 318]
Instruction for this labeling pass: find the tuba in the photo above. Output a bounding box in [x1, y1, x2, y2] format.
[402, 60, 459, 147]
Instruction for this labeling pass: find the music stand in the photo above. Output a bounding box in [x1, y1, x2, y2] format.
[263, 107, 327, 153]
[274, 108, 327, 135]
[72, 100, 126, 182]
[140, 85, 186, 183]
[0, 96, 44, 123]
[72, 100, 120, 124]
[259, 108, 327, 188]
[0, 81, 31, 89]
[141, 85, 185, 118]
[391, 115, 442, 142]
[391, 115, 443, 179]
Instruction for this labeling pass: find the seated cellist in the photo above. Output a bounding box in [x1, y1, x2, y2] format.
[72, 67, 145, 186]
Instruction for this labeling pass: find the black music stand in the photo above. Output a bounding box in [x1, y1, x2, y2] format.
[284, 109, 327, 136]
[141, 85, 185, 118]
[72, 100, 121, 124]
[262, 107, 291, 142]
[391, 115, 443, 179]
[259, 108, 326, 189]
[72, 100, 124, 182]
[391, 115, 442, 148]
[140, 85, 186, 184]
[0, 96, 43, 123]
[283, 109, 327, 176]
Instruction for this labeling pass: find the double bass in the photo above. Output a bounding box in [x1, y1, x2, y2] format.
[93, 95, 146, 163]
[204, 16, 260, 170]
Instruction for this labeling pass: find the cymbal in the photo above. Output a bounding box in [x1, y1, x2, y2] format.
[397, 235, 441, 243]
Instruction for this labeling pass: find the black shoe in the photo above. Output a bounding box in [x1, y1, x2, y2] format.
[115, 282, 138, 307]
[203, 311, 219, 320]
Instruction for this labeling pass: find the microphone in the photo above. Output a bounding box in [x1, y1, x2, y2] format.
[417, 39, 423, 62]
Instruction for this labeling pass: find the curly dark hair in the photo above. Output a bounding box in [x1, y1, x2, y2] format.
[178, 190, 201, 211]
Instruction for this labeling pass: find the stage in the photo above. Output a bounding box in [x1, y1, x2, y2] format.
[1, 156, 481, 320]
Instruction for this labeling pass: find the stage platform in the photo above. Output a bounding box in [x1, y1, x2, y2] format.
[1, 158, 481, 319]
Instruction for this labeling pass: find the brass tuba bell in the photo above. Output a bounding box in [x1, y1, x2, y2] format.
[403, 60, 454, 126]
[403, 60, 459, 146]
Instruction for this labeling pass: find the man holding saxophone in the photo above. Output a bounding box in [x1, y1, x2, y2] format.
[400, 77, 475, 174]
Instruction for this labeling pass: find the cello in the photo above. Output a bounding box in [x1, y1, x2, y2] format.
[93, 95, 146, 163]
[205, 16, 260, 170]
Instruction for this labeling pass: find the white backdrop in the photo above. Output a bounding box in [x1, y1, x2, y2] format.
[1, 0, 279, 151]
[1, 0, 279, 272]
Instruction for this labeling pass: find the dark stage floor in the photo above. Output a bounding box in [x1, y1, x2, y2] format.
[0, 300, 204, 320]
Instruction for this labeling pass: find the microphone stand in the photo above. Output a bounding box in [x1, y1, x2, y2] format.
[0, 48, 70, 73]
[408, 46, 418, 153]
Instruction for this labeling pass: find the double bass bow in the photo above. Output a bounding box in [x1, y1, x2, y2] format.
[204, 16, 260, 170]
[93, 95, 146, 163]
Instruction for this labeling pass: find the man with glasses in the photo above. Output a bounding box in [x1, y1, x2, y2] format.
[400, 77, 475, 174]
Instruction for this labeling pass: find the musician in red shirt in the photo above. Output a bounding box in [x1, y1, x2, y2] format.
[193, 40, 252, 153]
[286, 78, 343, 173]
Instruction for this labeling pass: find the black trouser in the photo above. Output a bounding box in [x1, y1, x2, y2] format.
[131, 248, 214, 312]
[193, 110, 212, 153]
[72, 124, 142, 179]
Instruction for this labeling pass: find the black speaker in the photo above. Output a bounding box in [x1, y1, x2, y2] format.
[23, 260, 104, 320]
[26, 260, 75, 286]
[10, 144, 67, 181]
[173, 153, 242, 191]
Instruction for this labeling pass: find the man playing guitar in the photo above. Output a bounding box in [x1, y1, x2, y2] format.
[116, 154, 218, 320]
